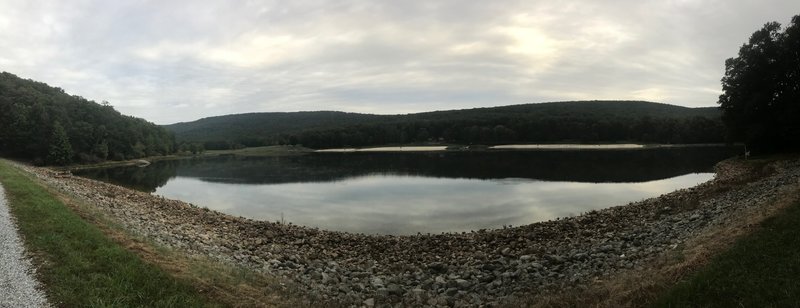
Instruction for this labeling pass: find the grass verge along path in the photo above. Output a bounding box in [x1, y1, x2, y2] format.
[0, 160, 220, 307]
[655, 199, 800, 307]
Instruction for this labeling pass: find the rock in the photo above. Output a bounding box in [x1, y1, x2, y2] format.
[350, 271, 368, 279]
[428, 262, 448, 274]
[370, 277, 384, 287]
[376, 288, 389, 297]
[478, 274, 495, 283]
[455, 279, 471, 289]
[545, 254, 564, 264]
[386, 283, 403, 296]
[501, 271, 517, 279]
[689, 213, 702, 220]
[445, 287, 459, 296]
[519, 255, 533, 261]
[501, 247, 512, 255]
[572, 252, 588, 260]
[363, 298, 375, 307]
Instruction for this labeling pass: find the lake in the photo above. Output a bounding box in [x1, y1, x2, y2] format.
[75, 146, 741, 235]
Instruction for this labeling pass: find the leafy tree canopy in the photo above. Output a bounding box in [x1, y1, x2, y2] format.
[46, 121, 73, 165]
[0, 72, 176, 165]
[719, 15, 800, 153]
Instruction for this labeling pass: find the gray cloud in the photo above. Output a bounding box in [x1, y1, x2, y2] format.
[1, 0, 799, 124]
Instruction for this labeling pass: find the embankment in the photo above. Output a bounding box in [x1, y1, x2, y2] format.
[12, 157, 800, 307]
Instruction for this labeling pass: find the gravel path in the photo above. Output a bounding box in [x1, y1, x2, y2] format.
[0, 184, 49, 308]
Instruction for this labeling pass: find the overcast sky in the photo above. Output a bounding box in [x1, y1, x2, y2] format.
[1, 1, 799, 124]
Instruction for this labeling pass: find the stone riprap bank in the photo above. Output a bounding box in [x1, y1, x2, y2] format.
[15, 158, 800, 307]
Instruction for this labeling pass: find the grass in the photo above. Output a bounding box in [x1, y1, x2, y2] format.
[0, 160, 222, 307]
[654, 199, 800, 307]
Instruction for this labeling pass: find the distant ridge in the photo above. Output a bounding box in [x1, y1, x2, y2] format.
[165, 101, 723, 149]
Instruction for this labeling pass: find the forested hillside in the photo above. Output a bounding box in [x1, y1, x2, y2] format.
[167, 101, 726, 149]
[167, 111, 388, 149]
[0, 72, 175, 165]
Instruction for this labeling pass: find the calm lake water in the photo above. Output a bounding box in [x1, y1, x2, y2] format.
[76, 147, 740, 234]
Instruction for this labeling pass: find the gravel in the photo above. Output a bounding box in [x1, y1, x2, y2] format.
[0, 184, 49, 308]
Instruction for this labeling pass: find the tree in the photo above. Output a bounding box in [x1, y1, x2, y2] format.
[189, 143, 204, 155]
[47, 122, 73, 165]
[92, 141, 109, 160]
[0, 72, 176, 163]
[718, 15, 800, 152]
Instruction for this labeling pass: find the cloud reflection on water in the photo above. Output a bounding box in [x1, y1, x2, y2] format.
[155, 173, 713, 235]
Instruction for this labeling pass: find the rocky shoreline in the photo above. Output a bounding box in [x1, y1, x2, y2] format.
[15, 158, 800, 307]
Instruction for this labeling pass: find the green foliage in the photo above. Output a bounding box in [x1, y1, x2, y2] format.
[655, 199, 800, 307]
[0, 161, 219, 307]
[177, 142, 205, 155]
[166, 101, 725, 149]
[0, 72, 176, 164]
[719, 15, 800, 153]
[92, 141, 109, 160]
[167, 111, 384, 149]
[46, 121, 73, 165]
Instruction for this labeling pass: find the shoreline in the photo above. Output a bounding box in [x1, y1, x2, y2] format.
[62, 143, 740, 171]
[13, 156, 800, 306]
[64, 145, 313, 171]
[316, 143, 740, 153]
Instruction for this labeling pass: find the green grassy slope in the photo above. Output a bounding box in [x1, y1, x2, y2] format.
[0, 160, 220, 307]
[655, 200, 800, 307]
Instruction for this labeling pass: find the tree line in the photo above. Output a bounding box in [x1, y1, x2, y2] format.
[0, 72, 176, 165]
[280, 115, 725, 149]
[167, 101, 726, 150]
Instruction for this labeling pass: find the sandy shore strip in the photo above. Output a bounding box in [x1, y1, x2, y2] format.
[490, 144, 644, 150]
[12, 158, 800, 307]
[316, 146, 449, 152]
[315, 143, 735, 153]
[0, 184, 50, 308]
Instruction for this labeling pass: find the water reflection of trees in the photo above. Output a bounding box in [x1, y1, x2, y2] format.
[76, 147, 741, 192]
[77, 161, 179, 192]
